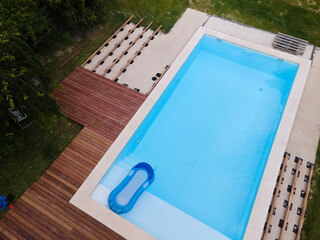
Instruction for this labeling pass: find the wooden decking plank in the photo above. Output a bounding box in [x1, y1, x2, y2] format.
[15, 200, 69, 239]
[0, 230, 10, 240]
[1, 64, 146, 238]
[56, 98, 123, 137]
[57, 155, 91, 178]
[61, 149, 96, 169]
[55, 102, 124, 136]
[64, 145, 103, 166]
[41, 173, 76, 196]
[29, 186, 118, 240]
[57, 106, 117, 139]
[30, 182, 122, 240]
[0, 221, 18, 240]
[81, 127, 114, 146]
[50, 161, 85, 185]
[26, 189, 104, 240]
[0, 219, 25, 240]
[77, 67, 146, 99]
[46, 169, 78, 191]
[55, 92, 126, 123]
[2, 216, 33, 240]
[5, 210, 45, 240]
[59, 81, 141, 119]
[0, 230, 12, 240]
[23, 192, 92, 240]
[74, 134, 111, 153]
[47, 167, 81, 188]
[68, 140, 107, 162]
[10, 207, 56, 240]
[21, 195, 73, 233]
[74, 136, 109, 156]
[50, 162, 85, 187]
[62, 69, 145, 103]
[55, 89, 143, 121]
[41, 170, 82, 196]
[59, 150, 95, 172]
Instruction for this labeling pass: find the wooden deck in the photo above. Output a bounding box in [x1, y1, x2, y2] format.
[0, 67, 147, 239]
[53, 66, 146, 140]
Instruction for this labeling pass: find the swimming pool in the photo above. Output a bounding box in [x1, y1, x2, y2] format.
[71, 27, 311, 240]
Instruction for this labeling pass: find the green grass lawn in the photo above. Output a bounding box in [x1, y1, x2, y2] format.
[191, 0, 320, 45]
[43, 0, 320, 86]
[1, 0, 320, 230]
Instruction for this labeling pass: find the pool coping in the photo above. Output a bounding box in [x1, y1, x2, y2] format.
[70, 27, 311, 240]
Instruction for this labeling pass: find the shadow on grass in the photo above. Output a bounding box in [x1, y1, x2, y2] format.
[0, 117, 82, 219]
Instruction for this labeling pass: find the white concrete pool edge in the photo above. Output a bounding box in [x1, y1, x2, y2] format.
[70, 27, 311, 240]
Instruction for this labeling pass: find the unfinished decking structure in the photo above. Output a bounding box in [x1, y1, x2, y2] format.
[0, 67, 146, 239]
[262, 153, 315, 240]
[82, 15, 162, 93]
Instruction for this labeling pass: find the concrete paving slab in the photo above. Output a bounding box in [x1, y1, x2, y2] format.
[119, 8, 209, 93]
[286, 49, 320, 163]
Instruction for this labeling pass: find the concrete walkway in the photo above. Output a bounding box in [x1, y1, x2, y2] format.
[286, 49, 320, 161]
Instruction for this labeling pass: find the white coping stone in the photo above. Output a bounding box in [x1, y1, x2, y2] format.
[204, 15, 314, 60]
[71, 25, 311, 240]
[91, 163, 230, 240]
[286, 49, 320, 163]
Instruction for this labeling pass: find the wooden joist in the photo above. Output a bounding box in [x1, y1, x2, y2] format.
[147, 65, 170, 95]
[81, 15, 134, 67]
[112, 25, 162, 81]
[103, 21, 153, 76]
[262, 153, 290, 240]
[92, 18, 144, 71]
[279, 158, 302, 240]
[296, 164, 315, 240]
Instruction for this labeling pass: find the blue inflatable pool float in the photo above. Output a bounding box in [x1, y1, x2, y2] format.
[108, 162, 154, 214]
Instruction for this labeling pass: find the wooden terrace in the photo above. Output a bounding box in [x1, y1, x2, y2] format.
[0, 67, 147, 239]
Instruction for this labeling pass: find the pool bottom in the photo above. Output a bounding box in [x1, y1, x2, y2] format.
[90, 161, 230, 240]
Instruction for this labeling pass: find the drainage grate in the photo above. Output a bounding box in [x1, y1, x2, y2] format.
[272, 32, 308, 56]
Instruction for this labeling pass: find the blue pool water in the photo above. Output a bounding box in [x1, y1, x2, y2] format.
[92, 35, 298, 239]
